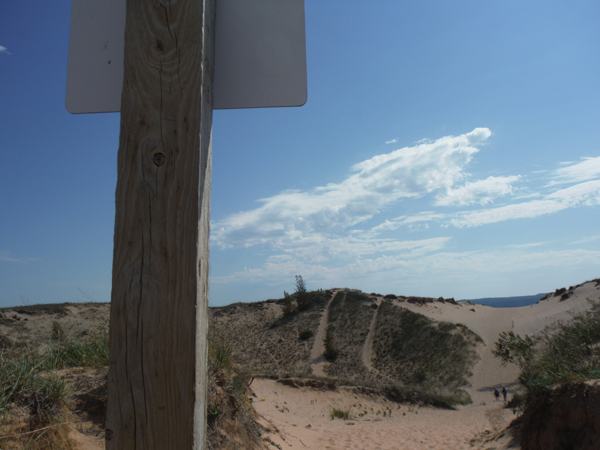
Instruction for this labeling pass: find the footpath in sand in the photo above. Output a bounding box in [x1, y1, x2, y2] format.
[252, 281, 600, 450]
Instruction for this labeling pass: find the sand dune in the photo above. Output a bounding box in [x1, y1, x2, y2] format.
[252, 281, 600, 450]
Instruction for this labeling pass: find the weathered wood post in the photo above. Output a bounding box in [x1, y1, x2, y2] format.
[105, 0, 214, 448]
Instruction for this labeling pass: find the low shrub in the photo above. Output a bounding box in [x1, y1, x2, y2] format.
[493, 299, 600, 400]
[323, 326, 338, 362]
[298, 330, 314, 340]
[330, 408, 351, 420]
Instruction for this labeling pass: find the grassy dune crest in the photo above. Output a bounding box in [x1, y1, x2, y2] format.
[372, 300, 481, 404]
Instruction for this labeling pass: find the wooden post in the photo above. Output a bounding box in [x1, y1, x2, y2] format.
[105, 0, 214, 448]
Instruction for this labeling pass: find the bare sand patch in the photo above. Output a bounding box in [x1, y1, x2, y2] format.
[252, 378, 514, 450]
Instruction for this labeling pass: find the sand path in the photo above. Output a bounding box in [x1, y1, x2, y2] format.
[361, 296, 382, 373]
[308, 290, 341, 378]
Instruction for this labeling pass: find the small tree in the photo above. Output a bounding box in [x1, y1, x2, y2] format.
[492, 331, 535, 371]
[295, 275, 311, 311]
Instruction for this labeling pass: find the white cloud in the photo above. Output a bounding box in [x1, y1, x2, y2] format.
[213, 244, 600, 293]
[436, 175, 520, 206]
[448, 179, 600, 228]
[212, 128, 492, 249]
[571, 235, 600, 245]
[551, 157, 600, 184]
[505, 242, 544, 249]
[385, 138, 398, 144]
[0, 46, 11, 55]
[449, 199, 567, 228]
[0, 251, 34, 263]
[371, 212, 447, 232]
[548, 179, 600, 205]
[212, 236, 451, 285]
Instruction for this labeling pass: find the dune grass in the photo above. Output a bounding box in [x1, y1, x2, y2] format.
[324, 291, 375, 382]
[330, 408, 351, 420]
[371, 301, 480, 403]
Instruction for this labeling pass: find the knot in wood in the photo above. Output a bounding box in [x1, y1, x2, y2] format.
[105, 429, 114, 441]
[153, 153, 166, 166]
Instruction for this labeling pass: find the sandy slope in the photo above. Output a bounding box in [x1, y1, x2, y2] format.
[252, 378, 514, 450]
[400, 282, 599, 405]
[252, 281, 600, 450]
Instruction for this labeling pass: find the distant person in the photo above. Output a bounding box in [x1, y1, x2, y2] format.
[502, 386, 507, 402]
[494, 388, 500, 402]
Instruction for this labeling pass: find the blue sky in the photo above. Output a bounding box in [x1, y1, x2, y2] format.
[1, 1, 600, 308]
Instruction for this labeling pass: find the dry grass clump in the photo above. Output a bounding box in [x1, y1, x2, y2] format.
[207, 340, 267, 450]
[1, 311, 267, 450]
[210, 291, 330, 377]
[0, 335, 91, 449]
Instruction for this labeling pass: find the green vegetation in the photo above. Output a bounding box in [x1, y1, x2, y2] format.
[281, 276, 320, 317]
[493, 299, 600, 399]
[44, 323, 108, 369]
[0, 303, 75, 316]
[0, 354, 67, 416]
[282, 291, 295, 317]
[323, 326, 339, 362]
[324, 291, 375, 383]
[0, 314, 264, 450]
[0, 324, 108, 418]
[212, 290, 328, 378]
[209, 339, 234, 371]
[295, 275, 311, 312]
[298, 329, 314, 340]
[207, 339, 265, 449]
[372, 301, 479, 402]
[330, 408, 351, 420]
[382, 385, 471, 410]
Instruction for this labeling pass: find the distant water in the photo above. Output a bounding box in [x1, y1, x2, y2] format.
[460, 293, 547, 308]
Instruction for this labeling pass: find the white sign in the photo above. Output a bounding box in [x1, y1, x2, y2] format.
[66, 0, 307, 114]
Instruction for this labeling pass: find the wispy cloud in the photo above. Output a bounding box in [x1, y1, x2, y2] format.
[212, 245, 600, 289]
[505, 242, 544, 249]
[371, 212, 448, 233]
[431, 179, 600, 229]
[211, 128, 600, 292]
[373, 161, 600, 231]
[0, 251, 35, 263]
[212, 128, 492, 249]
[550, 157, 600, 185]
[0, 46, 11, 55]
[385, 138, 398, 144]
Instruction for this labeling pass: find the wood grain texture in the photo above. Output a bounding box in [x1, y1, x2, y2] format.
[106, 0, 214, 448]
